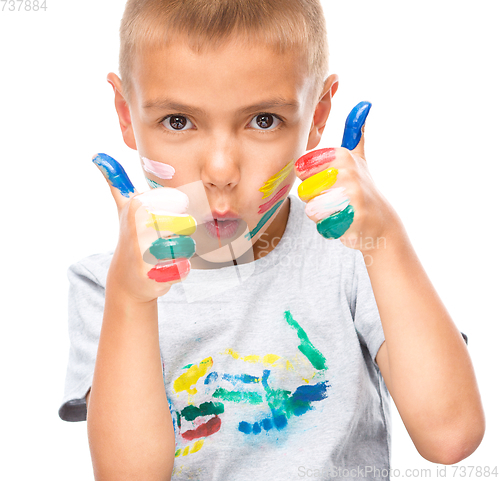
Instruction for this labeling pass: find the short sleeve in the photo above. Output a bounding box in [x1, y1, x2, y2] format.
[350, 249, 385, 362]
[58, 255, 110, 422]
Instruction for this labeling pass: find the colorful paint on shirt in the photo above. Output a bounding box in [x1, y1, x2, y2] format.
[221, 349, 280, 366]
[181, 416, 222, 440]
[174, 357, 214, 395]
[284, 310, 327, 370]
[169, 309, 330, 458]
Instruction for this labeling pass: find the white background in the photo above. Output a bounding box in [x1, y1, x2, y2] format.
[1, 0, 499, 479]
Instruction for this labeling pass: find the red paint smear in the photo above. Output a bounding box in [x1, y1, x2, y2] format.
[258, 184, 290, 214]
[214, 219, 222, 248]
[181, 415, 221, 441]
[295, 148, 336, 179]
[147, 258, 191, 283]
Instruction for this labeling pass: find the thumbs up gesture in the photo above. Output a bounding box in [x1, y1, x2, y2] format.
[295, 102, 399, 253]
[92, 153, 196, 303]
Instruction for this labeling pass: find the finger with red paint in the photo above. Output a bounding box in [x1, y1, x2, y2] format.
[93, 153, 196, 303]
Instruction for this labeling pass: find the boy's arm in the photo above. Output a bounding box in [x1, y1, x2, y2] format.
[369, 222, 485, 465]
[86, 290, 174, 481]
[86, 154, 194, 480]
[295, 102, 484, 465]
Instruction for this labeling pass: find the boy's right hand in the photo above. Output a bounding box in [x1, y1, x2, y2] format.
[92, 153, 196, 303]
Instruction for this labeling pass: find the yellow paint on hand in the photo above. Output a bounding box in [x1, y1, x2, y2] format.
[286, 360, 295, 371]
[146, 213, 197, 235]
[297, 168, 338, 202]
[260, 160, 294, 199]
[174, 357, 214, 394]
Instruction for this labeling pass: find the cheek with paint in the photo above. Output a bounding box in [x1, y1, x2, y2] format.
[245, 160, 294, 241]
[296, 148, 355, 239]
[141, 156, 176, 189]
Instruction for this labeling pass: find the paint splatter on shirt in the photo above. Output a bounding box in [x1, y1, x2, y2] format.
[60, 195, 390, 480]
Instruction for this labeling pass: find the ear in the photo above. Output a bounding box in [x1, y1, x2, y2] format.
[306, 74, 339, 151]
[107, 72, 137, 151]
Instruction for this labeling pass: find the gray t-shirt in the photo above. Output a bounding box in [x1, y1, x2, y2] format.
[59, 194, 391, 480]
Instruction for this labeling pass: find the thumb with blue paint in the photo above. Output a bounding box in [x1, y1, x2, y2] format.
[341, 100, 372, 158]
[92, 152, 137, 212]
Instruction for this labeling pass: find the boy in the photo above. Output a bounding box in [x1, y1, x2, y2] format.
[59, 0, 485, 479]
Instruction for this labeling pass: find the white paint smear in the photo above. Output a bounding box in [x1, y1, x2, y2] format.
[305, 187, 350, 220]
[137, 187, 189, 215]
[141, 156, 176, 180]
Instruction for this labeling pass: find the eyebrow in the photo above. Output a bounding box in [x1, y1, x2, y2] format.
[142, 97, 300, 116]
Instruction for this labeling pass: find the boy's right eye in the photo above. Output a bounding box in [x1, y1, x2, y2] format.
[161, 115, 194, 133]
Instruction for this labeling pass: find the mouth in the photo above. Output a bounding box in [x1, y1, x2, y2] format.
[204, 218, 241, 240]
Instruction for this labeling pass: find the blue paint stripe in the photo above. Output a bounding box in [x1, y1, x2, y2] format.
[291, 381, 329, 402]
[146, 178, 163, 189]
[92, 153, 136, 198]
[341, 101, 372, 150]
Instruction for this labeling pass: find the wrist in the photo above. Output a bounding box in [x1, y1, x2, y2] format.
[360, 213, 409, 261]
[104, 282, 158, 320]
[105, 262, 167, 306]
[361, 226, 414, 276]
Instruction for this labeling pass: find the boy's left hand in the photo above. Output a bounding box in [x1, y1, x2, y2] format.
[295, 101, 401, 253]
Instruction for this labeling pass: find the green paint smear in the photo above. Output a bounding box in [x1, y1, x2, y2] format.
[182, 363, 194, 370]
[181, 401, 225, 421]
[146, 178, 163, 189]
[245, 199, 284, 240]
[175, 449, 181, 457]
[213, 388, 263, 405]
[316, 205, 355, 239]
[149, 236, 196, 260]
[284, 310, 327, 370]
[264, 387, 292, 412]
[264, 387, 313, 420]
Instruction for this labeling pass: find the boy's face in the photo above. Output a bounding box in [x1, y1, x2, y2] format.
[110, 36, 337, 263]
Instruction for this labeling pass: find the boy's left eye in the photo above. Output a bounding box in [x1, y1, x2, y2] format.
[160, 113, 283, 133]
[249, 113, 283, 131]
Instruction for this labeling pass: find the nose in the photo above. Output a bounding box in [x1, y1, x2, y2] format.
[201, 138, 241, 191]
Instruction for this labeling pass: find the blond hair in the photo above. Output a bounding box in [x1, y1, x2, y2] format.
[119, 0, 329, 103]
